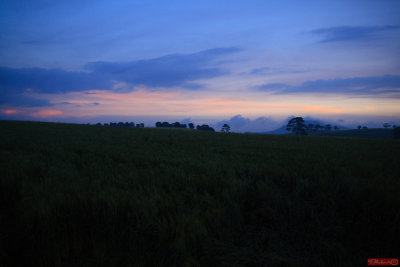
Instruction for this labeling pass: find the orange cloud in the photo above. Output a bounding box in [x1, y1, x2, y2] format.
[31, 109, 63, 118]
[3, 109, 18, 115]
[301, 105, 342, 114]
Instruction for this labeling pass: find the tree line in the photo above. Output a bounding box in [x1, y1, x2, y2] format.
[89, 121, 229, 132]
[286, 117, 341, 135]
[288, 116, 400, 139]
[155, 121, 216, 132]
[93, 122, 144, 128]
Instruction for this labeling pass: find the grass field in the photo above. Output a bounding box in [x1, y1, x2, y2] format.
[311, 128, 396, 139]
[1, 120, 399, 266]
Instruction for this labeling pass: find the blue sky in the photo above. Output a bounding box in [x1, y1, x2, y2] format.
[1, 0, 400, 131]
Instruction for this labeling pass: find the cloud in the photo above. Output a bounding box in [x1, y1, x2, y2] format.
[30, 109, 63, 118]
[0, 66, 107, 106]
[310, 25, 400, 42]
[216, 114, 281, 132]
[244, 66, 308, 76]
[181, 118, 194, 125]
[0, 66, 111, 94]
[0, 47, 240, 106]
[2, 109, 17, 115]
[84, 47, 241, 87]
[257, 75, 400, 97]
[249, 66, 270, 75]
[0, 90, 51, 107]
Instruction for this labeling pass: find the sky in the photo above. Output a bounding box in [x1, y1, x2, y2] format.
[1, 0, 400, 131]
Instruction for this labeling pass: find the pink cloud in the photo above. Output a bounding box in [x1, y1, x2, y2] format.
[31, 109, 63, 118]
[2, 109, 18, 115]
[37, 88, 398, 119]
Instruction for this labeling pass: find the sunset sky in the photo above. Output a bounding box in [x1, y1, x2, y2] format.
[1, 0, 400, 131]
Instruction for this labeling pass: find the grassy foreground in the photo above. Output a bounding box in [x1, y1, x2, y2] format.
[311, 128, 396, 139]
[1, 120, 399, 266]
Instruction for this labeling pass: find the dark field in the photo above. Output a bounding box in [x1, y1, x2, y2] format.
[1, 120, 399, 266]
[311, 128, 396, 139]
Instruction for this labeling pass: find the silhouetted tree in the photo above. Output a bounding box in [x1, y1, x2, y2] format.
[325, 124, 332, 131]
[106, 122, 137, 127]
[221, 124, 231, 133]
[155, 121, 185, 128]
[197, 124, 215, 132]
[286, 117, 307, 135]
[383, 123, 391, 128]
[314, 124, 323, 131]
[362, 126, 368, 129]
[333, 125, 339, 131]
[188, 123, 194, 129]
[307, 123, 314, 132]
[357, 125, 362, 130]
[171, 122, 186, 128]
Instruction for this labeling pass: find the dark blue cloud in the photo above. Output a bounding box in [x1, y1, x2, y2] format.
[0, 66, 111, 106]
[0, 91, 51, 107]
[0, 66, 111, 94]
[249, 66, 270, 75]
[310, 25, 400, 42]
[0, 48, 239, 93]
[257, 75, 400, 97]
[0, 47, 240, 106]
[85, 47, 241, 87]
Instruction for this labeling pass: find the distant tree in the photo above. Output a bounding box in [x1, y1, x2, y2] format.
[394, 127, 400, 139]
[286, 117, 307, 135]
[307, 123, 314, 132]
[188, 123, 194, 129]
[333, 125, 339, 131]
[96, 122, 102, 126]
[383, 123, 391, 128]
[197, 124, 215, 132]
[357, 125, 362, 130]
[221, 124, 231, 133]
[362, 126, 368, 130]
[314, 124, 324, 131]
[325, 124, 332, 131]
[155, 121, 185, 128]
[394, 125, 397, 129]
[171, 122, 179, 128]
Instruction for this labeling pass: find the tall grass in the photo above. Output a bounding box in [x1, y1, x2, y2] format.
[1, 120, 399, 266]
